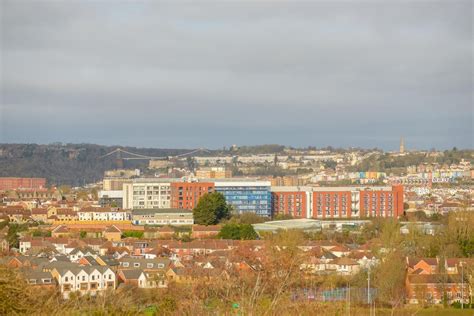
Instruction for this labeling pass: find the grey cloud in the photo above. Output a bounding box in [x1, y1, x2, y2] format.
[1, 0, 472, 149]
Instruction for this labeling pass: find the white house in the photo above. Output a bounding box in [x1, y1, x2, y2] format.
[52, 266, 116, 299]
[78, 207, 131, 221]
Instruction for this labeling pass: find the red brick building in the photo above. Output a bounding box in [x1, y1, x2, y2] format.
[170, 182, 214, 210]
[359, 185, 404, 218]
[272, 191, 308, 218]
[0, 177, 46, 190]
[271, 185, 404, 219]
[405, 257, 471, 305]
[312, 190, 353, 219]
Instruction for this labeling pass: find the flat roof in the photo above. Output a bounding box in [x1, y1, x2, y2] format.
[128, 178, 182, 184]
[132, 208, 193, 215]
[271, 186, 394, 192]
[252, 219, 322, 231]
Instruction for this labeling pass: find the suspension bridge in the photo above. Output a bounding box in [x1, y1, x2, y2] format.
[99, 147, 210, 168]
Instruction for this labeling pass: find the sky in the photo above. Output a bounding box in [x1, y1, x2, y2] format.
[1, 0, 472, 151]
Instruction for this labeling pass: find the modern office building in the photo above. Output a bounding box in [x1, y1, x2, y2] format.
[122, 179, 181, 210]
[214, 180, 272, 217]
[170, 182, 214, 210]
[271, 185, 404, 219]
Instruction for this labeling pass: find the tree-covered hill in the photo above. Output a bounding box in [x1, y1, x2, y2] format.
[0, 143, 196, 186]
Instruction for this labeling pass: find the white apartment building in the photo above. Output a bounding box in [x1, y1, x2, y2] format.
[122, 179, 181, 210]
[78, 207, 130, 221]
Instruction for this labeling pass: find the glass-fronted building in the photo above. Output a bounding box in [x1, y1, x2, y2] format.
[214, 180, 272, 217]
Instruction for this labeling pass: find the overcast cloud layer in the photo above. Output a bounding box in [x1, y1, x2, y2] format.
[1, 1, 472, 150]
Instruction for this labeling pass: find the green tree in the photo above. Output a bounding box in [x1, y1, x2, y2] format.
[0, 266, 30, 314]
[193, 192, 230, 225]
[6, 224, 28, 248]
[218, 223, 241, 239]
[122, 231, 144, 238]
[239, 224, 258, 240]
[218, 223, 258, 240]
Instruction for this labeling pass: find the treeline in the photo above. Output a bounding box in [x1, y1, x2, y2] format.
[233, 144, 286, 155]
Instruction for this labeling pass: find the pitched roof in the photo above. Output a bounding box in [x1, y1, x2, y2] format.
[120, 269, 144, 280]
[104, 225, 122, 233]
[52, 225, 69, 234]
[334, 257, 359, 266]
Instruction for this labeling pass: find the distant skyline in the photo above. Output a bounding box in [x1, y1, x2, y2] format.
[1, 1, 472, 150]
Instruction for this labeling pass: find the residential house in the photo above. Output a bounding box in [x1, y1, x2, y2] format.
[30, 208, 49, 222]
[52, 225, 72, 238]
[118, 269, 147, 287]
[78, 207, 130, 221]
[103, 225, 122, 242]
[23, 270, 56, 290]
[51, 266, 116, 299]
[407, 258, 439, 274]
[406, 274, 469, 305]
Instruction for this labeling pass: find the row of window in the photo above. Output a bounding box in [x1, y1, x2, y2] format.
[64, 274, 113, 282]
[120, 262, 165, 268]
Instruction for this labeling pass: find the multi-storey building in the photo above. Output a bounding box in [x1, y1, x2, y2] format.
[103, 178, 129, 191]
[271, 185, 403, 219]
[170, 182, 214, 209]
[214, 180, 272, 217]
[0, 177, 46, 190]
[359, 185, 404, 218]
[122, 179, 181, 209]
[195, 167, 232, 179]
[271, 188, 310, 218]
[269, 176, 305, 187]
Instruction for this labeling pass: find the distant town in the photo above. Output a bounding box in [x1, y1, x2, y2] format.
[0, 143, 472, 314]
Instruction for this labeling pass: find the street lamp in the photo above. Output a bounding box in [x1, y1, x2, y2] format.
[461, 261, 464, 310]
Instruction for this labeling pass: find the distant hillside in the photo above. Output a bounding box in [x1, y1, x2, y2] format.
[0, 143, 197, 186]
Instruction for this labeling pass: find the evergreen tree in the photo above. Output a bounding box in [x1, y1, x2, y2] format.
[193, 192, 230, 225]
